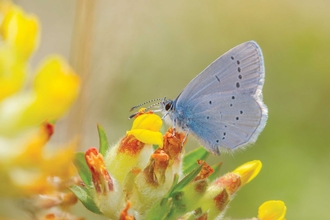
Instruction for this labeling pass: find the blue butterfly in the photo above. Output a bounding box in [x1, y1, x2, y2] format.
[131, 41, 268, 155]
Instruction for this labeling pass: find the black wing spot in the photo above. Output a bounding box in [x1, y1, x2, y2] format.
[231, 56, 234, 60]
[232, 96, 235, 99]
[237, 60, 240, 65]
[236, 82, 240, 88]
[224, 125, 227, 128]
[230, 104, 233, 107]
[238, 74, 242, 79]
[238, 67, 241, 72]
[216, 140, 219, 143]
[215, 75, 220, 82]
[223, 132, 226, 136]
[206, 116, 210, 119]
[222, 137, 225, 140]
[236, 117, 239, 120]
[209, 101, 212, 105]
[240, 110, 243, 114]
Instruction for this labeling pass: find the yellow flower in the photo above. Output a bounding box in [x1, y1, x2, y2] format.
[198, 159, 262, 219]
[20, 56, 80, 126]
[105, 113, 163, 184]
[0, 3, 78, 136]
[0, 56, 80, 135]
[258, 200, 287, 220]
[0, 3, 80, 219]
[85, 147, 126, 219]
[0, 3, 39, 58]
[127, 113, 163, 146]
[0, 3, 39, 101]
[232, 160, 262, 186]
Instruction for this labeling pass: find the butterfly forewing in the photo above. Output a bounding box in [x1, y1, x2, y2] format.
[173, 41, 267, 154]
[176, 41, 264, 105]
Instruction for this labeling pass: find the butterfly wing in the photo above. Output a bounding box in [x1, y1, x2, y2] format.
[174, 41, 267, 154]
[176, 41, 265, 105]
[177, 93, 267, 154]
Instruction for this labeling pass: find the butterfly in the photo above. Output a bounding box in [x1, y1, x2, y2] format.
[131, 41, 268, 155]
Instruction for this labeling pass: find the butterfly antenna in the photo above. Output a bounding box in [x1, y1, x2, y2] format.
[129, 98, 162, 112]
[129, 98, 164, 119]
[145, 101, 162, 112]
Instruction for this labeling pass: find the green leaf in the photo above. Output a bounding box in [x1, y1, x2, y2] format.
[147, 166, 203, 220]
[163, 174, 179, 200]
[167, 164, 203, 197]
[73, 152, 92, 186]
[97, 124, 109, 156]
[145, 197, 173, 220]
[155, 166, 203, 220]
[70, 185, 102, 214]
[208, 162, 222, 182]
[183, 147, 209, 175]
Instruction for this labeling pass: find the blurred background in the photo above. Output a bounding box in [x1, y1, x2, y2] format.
[11, 0, 330, 219]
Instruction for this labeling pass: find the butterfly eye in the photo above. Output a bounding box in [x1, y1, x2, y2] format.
[165, 102, 172, 111]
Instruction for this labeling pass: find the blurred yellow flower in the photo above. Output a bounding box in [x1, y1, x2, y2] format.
[0, 3, 79, 136]
[0, 56, 80, 135]
[0, 122, 77, 197]
[0, 2, 38, 101]
[0, 2, 81, 218]
[0, 3, 39, 58]
[18, 56, 80, 130]
[258, 200, 287, 220]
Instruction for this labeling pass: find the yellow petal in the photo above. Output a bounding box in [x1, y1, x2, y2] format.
[131, 114, 162, 131]
[19, 56, 80, 128]
[0, 56, 80, 135]
[232, 160, 262, 186]
[33, 56, 80, 108]
[258, 200, 287, 220]
[128, 129, 163, 146]
[128, 114, 163, 146]
[0, 4, 39, 58]
[0, 45, 27, 101]
[14, 122, 54, 165]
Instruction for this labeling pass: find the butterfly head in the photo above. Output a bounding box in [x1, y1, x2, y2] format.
[159, 97, 177, 126]
[160, 97, 174, 111]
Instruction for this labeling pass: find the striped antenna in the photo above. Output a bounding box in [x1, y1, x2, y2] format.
[129, 98, 162, 112]
[144, 101, 162, 112]
[128, 98, 164, 119]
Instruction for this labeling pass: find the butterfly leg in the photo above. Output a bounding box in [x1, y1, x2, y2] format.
[182, 129, 189, 146]
[161, 112, 169, 120]
[172, 118, 176, 137]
